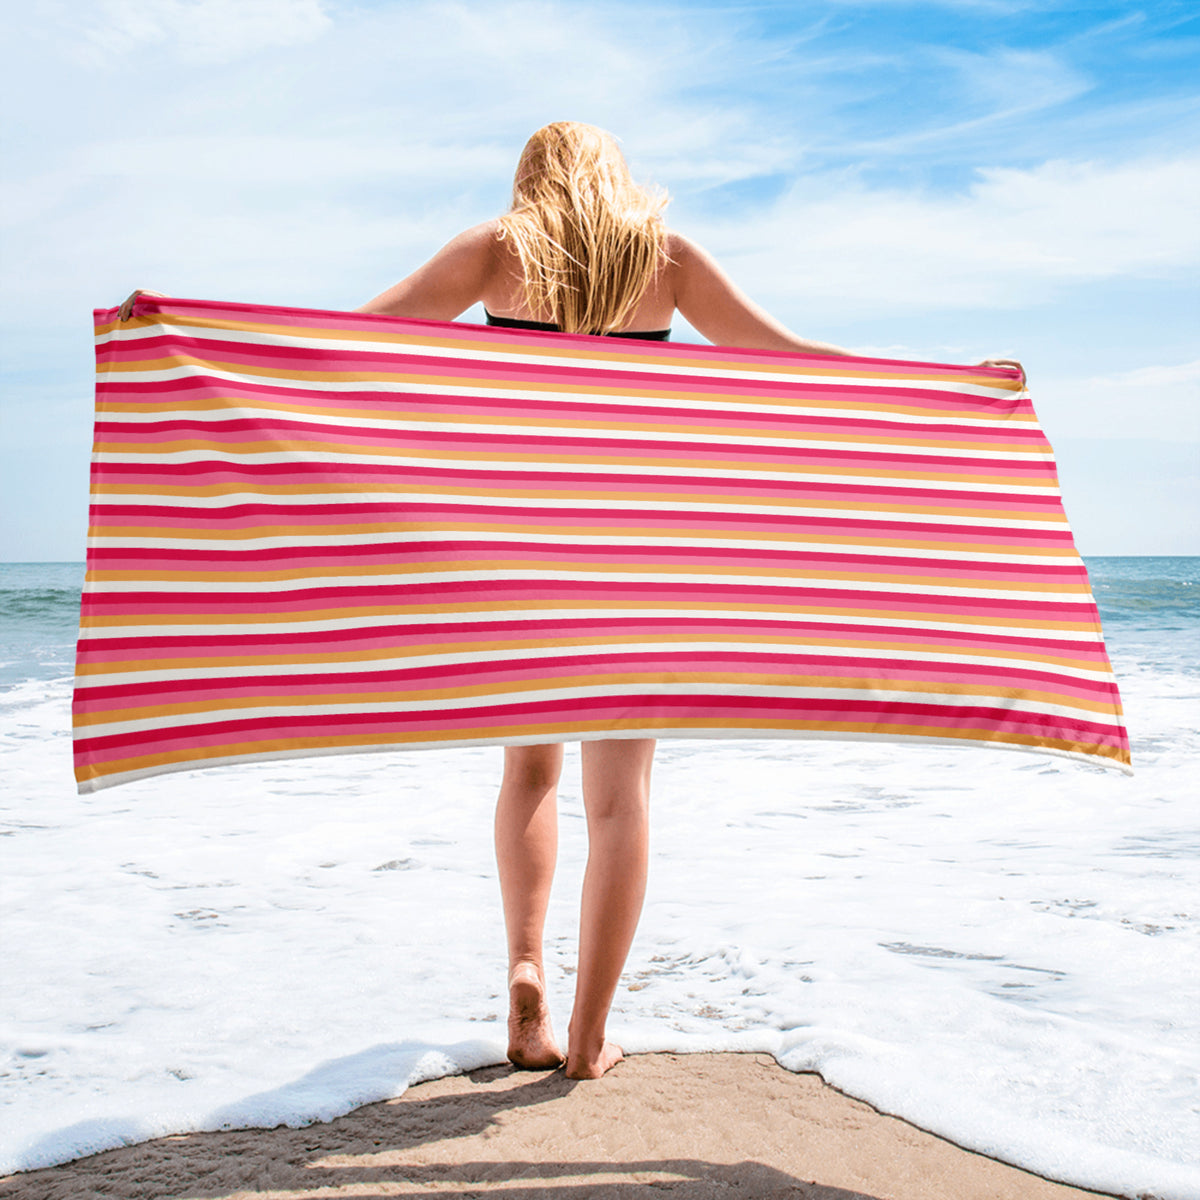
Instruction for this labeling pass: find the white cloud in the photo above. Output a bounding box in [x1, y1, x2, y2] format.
[689, 156, 1200, 318]
[49, 0, 332, 64]
[939, 47, 1092, 117]
[839, 47, 1094, 158]
[1037, 360, 1200, 443]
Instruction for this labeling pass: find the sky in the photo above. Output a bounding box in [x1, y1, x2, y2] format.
[2, 0, 1197, 558]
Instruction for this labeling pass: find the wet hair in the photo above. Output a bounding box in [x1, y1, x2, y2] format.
[497, 122, 668, 334]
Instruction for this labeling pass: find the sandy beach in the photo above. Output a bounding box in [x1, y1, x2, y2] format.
[0, 1052, 1119, 1199]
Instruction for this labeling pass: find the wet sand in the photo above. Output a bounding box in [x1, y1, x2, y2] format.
[0, 1051, 1120, 1199]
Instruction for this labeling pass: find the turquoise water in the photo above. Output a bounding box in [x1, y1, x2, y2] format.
[0, 562, 85, 689]
[1087, 557, 1200, 673]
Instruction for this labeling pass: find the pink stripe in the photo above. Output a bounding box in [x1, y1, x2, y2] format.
[81, 545, 1093, 592]
[78, 577, 1103, 614]
[75, 694, 1124, 767]
[74, 615, 1115, 661]
[97, 374, 1042, 441]
[74, 652, 1122, 713]
[97, 371, 1028, 425]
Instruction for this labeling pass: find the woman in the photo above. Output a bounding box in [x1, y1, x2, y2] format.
[355, 122, 874, 1081]
[121, 121, 1021, 1081]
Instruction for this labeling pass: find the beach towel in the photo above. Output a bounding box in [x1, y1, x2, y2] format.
[73, 297, 1130, 792]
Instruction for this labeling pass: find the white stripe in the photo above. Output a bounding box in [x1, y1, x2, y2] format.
[98, 405, 1045, 457]
[80, 537, 1086, 578]
[83, 490, 1063, 518]
[103, 403, 1041, 441]
[101, 395, 1030, 431]
[78, 682, 1123, 741]
[102, 419, 1053, 465]
[90, 452, 1063, 501]
[73, 564, 1093, 605]
[83, 525, 1075, 556]
[74, 729, 1131, 794]
[78, 559, 1086, 585]
[96, 362, 1021, 420]
[75, 605, 1110, 644]
[100, 321, 1020, 398]
[73, 637, 1121, 685]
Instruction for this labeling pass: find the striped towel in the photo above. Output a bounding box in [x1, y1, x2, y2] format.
[73, 297, 1130, 792]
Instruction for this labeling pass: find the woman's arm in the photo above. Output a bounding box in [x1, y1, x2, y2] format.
[669, 233, 852, 356]
[356, 222, 499, 318]
[669, 232, 1024, 381]
[115, 224, 495, 326]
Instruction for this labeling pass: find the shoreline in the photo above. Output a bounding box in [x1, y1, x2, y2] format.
[0, 1052, 1122, 1199]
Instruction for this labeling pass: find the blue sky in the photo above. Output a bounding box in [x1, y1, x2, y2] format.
[2, 0, 1197, 557]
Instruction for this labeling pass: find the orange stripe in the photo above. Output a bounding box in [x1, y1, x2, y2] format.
[76, 549, 1096, 595]
[73, 675, 1121, 727]
[94, 400, 1044, 449]
[103, 312, 1027, 390]
[85, 517, 1074, 542]
[75, 719, 1127, 783]
[102, 352, 1028, 407]
[78, 604, 1105, 630]
[95, 435, 1057, 480]
[73, 633, 1113, 677]
[85, 502, 1072, 534]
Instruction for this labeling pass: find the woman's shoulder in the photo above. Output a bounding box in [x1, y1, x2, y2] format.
[426, 220, 511, 283]
[656, 230, 722, 299]
[662, 228, 714, 267]
[445, 218, 505, 252]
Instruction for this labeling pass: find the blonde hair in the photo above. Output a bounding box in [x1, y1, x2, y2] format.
[497, 122, 669, 335]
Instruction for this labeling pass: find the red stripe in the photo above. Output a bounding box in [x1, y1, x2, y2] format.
[77, 576, 1103, 615]
[74, 694, 1126, 757]
[74, 615, 1114, 658]
[97, 374, 1043, 439]
[73, 652, 1123, 708]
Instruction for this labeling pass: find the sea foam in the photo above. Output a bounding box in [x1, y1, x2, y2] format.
[1, 561, 1198, 1197]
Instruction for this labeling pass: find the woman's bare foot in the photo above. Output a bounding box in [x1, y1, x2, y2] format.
[565, 1036, 624, 1079]
[507, 962, 564, 1070]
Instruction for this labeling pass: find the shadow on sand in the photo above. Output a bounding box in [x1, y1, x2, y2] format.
[0, 1059, 889, 1199]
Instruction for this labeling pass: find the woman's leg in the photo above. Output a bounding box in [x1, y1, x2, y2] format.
[495, 743, 565, 1068]
[566, 737, 655, 1079]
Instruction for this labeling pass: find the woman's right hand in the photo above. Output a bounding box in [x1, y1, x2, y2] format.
[118, 289, 167, 321]
[976, 357, 1026, 387]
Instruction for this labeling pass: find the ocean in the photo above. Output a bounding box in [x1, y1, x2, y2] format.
[1, 557, 1198, 1197]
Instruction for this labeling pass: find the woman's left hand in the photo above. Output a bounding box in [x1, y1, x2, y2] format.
[976, 357, 1026, 386]
[118, 289, 167, 321]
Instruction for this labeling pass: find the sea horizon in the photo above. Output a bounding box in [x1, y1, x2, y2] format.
[2, 556, 1197, 1197]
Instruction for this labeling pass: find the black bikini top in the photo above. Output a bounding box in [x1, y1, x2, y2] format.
[484, 309, 670, 341]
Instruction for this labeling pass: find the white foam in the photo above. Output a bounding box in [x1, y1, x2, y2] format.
[2, 655, 1198, 1197]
